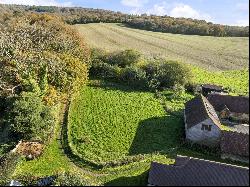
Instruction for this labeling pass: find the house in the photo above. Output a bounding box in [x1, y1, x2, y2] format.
[184, 95, 221, 146]
[148, 156, 249, 186]
[201, 84, 225, 96]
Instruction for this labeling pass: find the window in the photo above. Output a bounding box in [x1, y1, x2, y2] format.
[201, 124, 212, 131]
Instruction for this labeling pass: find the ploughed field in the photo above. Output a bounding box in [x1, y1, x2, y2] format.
[75, 23, 249, 71]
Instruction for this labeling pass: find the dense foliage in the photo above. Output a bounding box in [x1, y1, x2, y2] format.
[0, 13, 90, 143]
[127, 16, 249, 37]
[8, 92, 54, 141]
[53, 171, 91, 186]
[0, 4, 248, 37]
[90, 49, 194, 90]
[0, 153, 20, 185]
[141, 59, 194, 89]
[108, 49, 143, 68]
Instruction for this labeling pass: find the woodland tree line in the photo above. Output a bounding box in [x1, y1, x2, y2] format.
[0, 4, 249, 37]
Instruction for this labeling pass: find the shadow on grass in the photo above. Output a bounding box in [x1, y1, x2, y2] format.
[129, 115, 184, 156]
[104, 171, 149, 186]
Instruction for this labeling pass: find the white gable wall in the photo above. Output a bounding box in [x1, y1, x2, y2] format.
[186, 118, 221, 147]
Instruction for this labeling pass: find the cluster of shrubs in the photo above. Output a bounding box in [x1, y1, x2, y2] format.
[90, 49, 194, 91]
[0, 13, 90, 143]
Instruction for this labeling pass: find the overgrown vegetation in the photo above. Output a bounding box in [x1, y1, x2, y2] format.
[90, 49, 194, 91]
[0, 153, 20, 186]
[7, 92, 54, 141]
[0, 13, 90, 143]
[191, 67, 249, 96]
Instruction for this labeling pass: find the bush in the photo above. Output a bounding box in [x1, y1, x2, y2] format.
[90, 61, 121, 80]
[0, 153, 20, 186]
[90, 48, 109, 64]
[142, 60, 193, 89]
[108, 49, 142, 68]
[8, 92, 55, 141]
[89, 50, 194, 91]
[120, 66, 147, 87]
[156, 60, 193, 88]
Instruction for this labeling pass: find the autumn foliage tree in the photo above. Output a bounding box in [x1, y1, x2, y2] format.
[0, 13, 90, 141]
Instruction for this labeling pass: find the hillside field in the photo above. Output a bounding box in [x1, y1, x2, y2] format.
[76, 23, 249, 71]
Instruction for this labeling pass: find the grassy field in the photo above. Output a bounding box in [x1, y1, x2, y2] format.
[68, 82, 181, 165]
[75, 23, 249, 71]
[190, 67, 249, 96]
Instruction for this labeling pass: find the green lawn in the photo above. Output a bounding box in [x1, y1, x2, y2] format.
[191, 66, 249, 96]
[68, 82, 181, 165]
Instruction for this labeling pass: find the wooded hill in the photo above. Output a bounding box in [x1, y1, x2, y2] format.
[0, 4, 249, 37]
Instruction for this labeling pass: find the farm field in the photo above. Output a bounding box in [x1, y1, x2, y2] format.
[75, 23, 249, 71]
